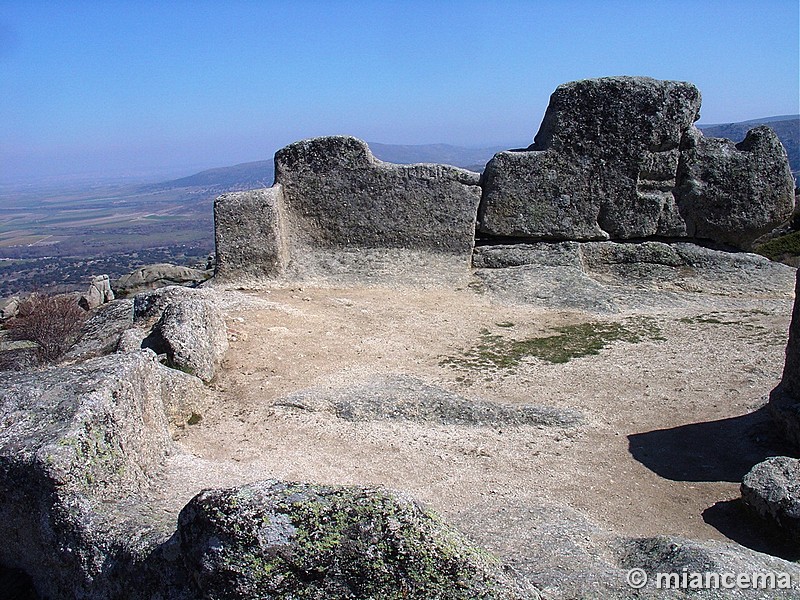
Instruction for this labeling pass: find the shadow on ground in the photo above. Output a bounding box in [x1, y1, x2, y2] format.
[628, 406, 795, 483]
[702, 499, 800, 561]
[629, 405, 800, 560]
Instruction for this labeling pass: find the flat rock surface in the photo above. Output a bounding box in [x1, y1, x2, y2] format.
[161, 259, 798, 588]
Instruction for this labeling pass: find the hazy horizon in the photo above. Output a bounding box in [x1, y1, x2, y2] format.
[2, 1, 798, 186]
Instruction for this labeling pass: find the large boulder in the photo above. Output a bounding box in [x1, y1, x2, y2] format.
[275, 136, 481, 255]
[676, 125, 795, 249]
[0, 351, 182, 599]
[177, 479, 537, 600]
[78, 274, 115, 310]
[136, 287, 228, 383]
[741, 456, 800, 543]
[113, 263, 212, 298]
[479, 77, 701, 241]
[214, 136, 482, 282]
[478, 76, 794, 249]
[769, 269, 800, 449]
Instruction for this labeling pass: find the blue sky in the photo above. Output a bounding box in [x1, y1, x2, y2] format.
[1, 0, 798, 184]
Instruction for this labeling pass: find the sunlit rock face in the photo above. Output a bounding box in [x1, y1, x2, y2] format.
[479, 76, 794, 249]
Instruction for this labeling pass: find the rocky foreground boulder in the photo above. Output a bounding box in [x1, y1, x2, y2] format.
[0, 351, 185, 599]
[78, 274, 114, 310]
[131, 286, 229, 383]
[741, 457, 800, 543]
[478, 76, 794, 249]
[113, 263, 212, 298]
[179, 480, 536, 600]
[0, 351, 536, 598]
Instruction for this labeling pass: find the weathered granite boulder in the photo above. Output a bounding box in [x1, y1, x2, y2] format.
[141, 293, 228, 383]
[0, 351, 180, 599]
[133, 285, 219, 326]
[769, 269, 800, 450]
[676, 125, 795, 249]
[479, 77, 700, 241]
[113, 263, 212, 298]
[478, 76, 794, 249]
[214, 186, 288, 280]
[78, 274, 114, 310]
[741, 456, 800, 543]
[62, 299, 134, 363]
[177, 479, 537, 600]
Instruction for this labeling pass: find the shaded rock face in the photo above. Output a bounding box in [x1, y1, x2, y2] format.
[178, 480, 536, 600]
[741, 456, 800, 543]
[0, 352, 179, 599]
[479, 76, 794, 249]
[769, 270, 800, 450]
[113, 263, 212, 298]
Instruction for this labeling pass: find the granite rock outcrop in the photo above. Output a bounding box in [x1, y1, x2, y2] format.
[478, 76, 794, 250]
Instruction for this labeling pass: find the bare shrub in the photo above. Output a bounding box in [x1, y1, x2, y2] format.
[4, 294, 87, 363]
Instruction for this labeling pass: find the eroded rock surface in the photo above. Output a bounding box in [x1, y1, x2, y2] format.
[473, 241, 796, 313]
[275, 374, 584, 427]
[79, 274, 115, 310]
[113, 263, 212, 298]
[145, 296, 228, 382]
[178, 479, 537, 600]
[214, 186, 288, 281]
[677, 126, 795, 249]
[214, 136, 482, 282]
[0, 351, 183, 599]
[275, 136, 481, 254]
[741, 456, 800, 543]
[478, 76, 793, 249]
[479, 77, 701, 241]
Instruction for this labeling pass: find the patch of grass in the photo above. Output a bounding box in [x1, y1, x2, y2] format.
[187, 412, 202, 426]
[441, 317, 662, 373]
[754, 230, 800, 261]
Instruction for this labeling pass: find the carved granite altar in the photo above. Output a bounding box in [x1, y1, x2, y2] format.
[478, 76, 794, 249]
[215, 136, 481, 280]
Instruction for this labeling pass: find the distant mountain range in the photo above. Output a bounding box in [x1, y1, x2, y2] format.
[147, 115, 799, 192]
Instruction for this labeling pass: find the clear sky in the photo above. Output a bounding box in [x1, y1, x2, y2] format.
[1, 0, 798, 184]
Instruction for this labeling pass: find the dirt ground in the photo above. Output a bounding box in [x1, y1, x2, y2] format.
[159, 279, 796, 556]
